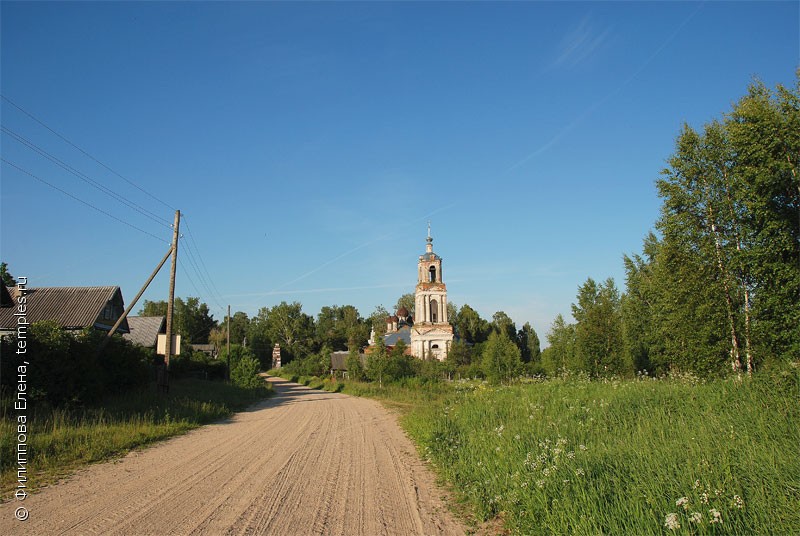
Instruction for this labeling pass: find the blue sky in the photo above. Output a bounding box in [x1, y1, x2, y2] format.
[1, 1, 798, 341]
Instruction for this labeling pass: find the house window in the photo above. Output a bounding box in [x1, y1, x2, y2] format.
[102, 303, 114, 320]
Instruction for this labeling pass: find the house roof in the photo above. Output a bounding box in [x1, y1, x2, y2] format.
[0, 286, 129, 333]
[123, 316, 165, 347]
[384, 325, 412, 346]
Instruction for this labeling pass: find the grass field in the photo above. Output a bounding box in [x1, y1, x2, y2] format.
[0, 378, 272, 498]
[283, 367, 800, 534]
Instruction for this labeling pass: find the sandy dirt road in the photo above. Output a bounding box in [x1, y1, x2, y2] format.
[0, 377, 466, 535]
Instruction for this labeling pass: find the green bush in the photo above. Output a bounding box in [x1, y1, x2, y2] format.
[230, 355, 263, 389]
[1, 321, 150, 406]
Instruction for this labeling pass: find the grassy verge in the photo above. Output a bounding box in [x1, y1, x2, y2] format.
[405, 370, 800, 534]
[275, 367, 800, 534]
[1, 378, 272, 499]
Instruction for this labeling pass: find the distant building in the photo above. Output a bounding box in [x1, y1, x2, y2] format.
[123, 316, 165, 349]
[410, 227, 453, 360]
[365, 226, 454, 361]
[0, 284, 129, 337]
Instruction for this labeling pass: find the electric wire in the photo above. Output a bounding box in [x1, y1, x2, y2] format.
[1, 94, 175, 212]
[177, 258, 204, 301]
[182, 215, 227, 307]
[179, 235, 225, 311]
[1, 125, 171, 228]
[1, 158, 169, 244]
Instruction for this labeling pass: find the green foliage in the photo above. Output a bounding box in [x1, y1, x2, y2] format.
[481, 330, 522, 384]
[517, 322, 541, 365]
[281, 346, 330, 378]
[316, 304, 368, 351]
[491, 311, 517, 341]
[0, 261, 16, 287]
[0, 321, 150, 406]
[454, 304, 490, 344]
[543, 314, 575, 375]
[230, 355, 264, 389]
[365, 338, 389, 386]
[345, 348, 366, 381]
[264, 301, 315, 363]
[572, 277, 627, 376]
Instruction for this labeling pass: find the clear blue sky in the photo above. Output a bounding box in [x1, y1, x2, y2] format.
[1, 1, 798, 341]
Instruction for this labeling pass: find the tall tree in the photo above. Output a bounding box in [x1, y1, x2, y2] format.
[266, 301, 315, 363]
[543, 314, 576, 375]
[517, 322, 541, 365]
[454, 304, 489, 344]
[491, 311, 517, 342]
[1, 262, 16, 287]
[481, 330, 522, 384]
[571, 278, 625, 375]
[727, 76, 800, 364]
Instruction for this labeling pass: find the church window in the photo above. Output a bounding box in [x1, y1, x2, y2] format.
[430, 299, 438, 322]
[429, 266, 436, 282]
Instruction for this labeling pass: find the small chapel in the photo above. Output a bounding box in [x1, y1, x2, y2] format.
[369, 225, 454, 361]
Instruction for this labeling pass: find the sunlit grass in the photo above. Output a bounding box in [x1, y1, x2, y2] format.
[402, 369, 800, 534]
[0, 379, 272, 498]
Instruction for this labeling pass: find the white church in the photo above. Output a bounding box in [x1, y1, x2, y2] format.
[370, 226, 454, 361]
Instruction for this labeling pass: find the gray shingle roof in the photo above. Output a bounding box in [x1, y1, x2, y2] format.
[384, 326, 412, 346]
[123, 316, 165, 347]
[0, 286, 129, 333]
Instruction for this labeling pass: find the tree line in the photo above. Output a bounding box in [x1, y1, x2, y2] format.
[142, 294, 543, 384]
[544, 75, 799, 377]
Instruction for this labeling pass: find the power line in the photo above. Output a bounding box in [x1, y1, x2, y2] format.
[2, 158, 169, 244]
[1, 125, 171, 228]
[179, 235, 225, 311]
[182, 215, 227, 307]
[178, 258, 204, 300]
[1, 94, 175, 212]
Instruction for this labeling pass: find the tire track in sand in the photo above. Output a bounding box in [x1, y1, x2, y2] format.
[0, 377, 465, 536]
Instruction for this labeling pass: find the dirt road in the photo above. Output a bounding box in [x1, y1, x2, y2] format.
[0, 377, 466, 535]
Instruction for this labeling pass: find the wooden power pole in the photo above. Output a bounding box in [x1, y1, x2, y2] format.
[227, 304, 231, 381]
[164, 210, 180, 367]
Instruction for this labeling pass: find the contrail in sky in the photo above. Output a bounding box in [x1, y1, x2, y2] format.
[264, 202, 460, 294]
[508, 2, 705, 172]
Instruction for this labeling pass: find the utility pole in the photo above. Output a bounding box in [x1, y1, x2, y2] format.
[164, 210, 180, 368]
[227, 305, 231, 381]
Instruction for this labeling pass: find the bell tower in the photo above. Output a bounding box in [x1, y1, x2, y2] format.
[411, 223, 454, 360]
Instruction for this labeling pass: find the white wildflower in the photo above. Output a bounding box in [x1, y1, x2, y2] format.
[733, 495, 744, 509]
[575, 468, 585, 477]
[536, 479, 545, 488]
[579, 444, 588, 451]
[700, 492, 709, 504]
[567, 451, 575, 459]
[709, 508, 723, 524]
[676, 497, 690, 510]
[693, 479, 701, 489]
[664, 513, 681, 531]
[689, 512, 702, 524]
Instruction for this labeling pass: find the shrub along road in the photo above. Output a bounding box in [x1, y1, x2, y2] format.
[0, 377, 465, 535]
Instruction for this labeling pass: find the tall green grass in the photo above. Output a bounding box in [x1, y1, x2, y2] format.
[402, 369, 800, 534]
[1, 379, 272, 498]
